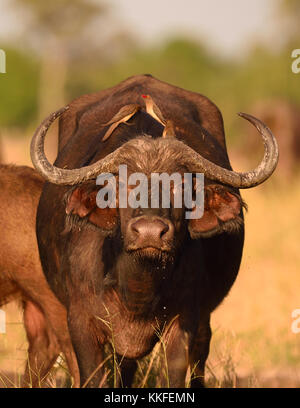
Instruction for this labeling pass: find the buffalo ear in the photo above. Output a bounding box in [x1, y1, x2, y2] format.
[66, 188, 97, 217]
[66, 187, 118, 230]
[188, 185, 243, 238]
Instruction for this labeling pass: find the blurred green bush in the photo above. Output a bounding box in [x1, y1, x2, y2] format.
[0, 37, 298, 144]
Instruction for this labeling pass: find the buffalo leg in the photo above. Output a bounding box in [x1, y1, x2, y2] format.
[15, 273, 80, 387]
[188, 318, 211, 388]
[115, 356, 137, 388]
[158, 318, 189, 388]
[23, 300, 60, 387]
[68, 304, 107, 388]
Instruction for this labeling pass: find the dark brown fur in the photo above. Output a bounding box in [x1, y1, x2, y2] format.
[37, 75, 245, 387]
[0, 165, 79, 387]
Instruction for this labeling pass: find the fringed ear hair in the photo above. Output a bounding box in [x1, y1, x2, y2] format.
[102, 104, 140, 142]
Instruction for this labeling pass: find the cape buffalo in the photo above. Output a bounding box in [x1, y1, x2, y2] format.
[30, 75, 278, 387]
[0, 165, 79, 387]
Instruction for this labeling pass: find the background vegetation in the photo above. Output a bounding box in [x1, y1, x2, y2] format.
[0, 0, 299, 387]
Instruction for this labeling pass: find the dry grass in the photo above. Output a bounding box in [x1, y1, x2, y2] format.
[0, 133, 299, 387]
[208, 164, 300, 387]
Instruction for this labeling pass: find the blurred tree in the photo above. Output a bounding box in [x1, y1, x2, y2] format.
[0, 47, 39, 127]
[8, 0, 108, 159]
[0, 0, 296, 155]
[12, 0, 108, 118]
[277, 0, 300, 45]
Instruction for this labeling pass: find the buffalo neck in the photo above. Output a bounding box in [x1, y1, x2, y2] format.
[112, 251, 177, 317]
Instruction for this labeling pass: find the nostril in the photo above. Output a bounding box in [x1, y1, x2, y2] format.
[131, 219, 146, 236]
[160, 223, 169, 238]
[131, 223, 140, 234]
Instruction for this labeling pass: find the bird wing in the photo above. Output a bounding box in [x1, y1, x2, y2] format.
[102, 104, 140, 142]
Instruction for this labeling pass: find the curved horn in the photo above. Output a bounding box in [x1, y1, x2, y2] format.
[31, 108, 278, 188]
[174, 112, 279, 188]
[30, 107, 127, 185]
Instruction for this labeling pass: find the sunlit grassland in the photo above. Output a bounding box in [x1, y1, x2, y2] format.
[208, 172, 300, 387]
[0, 133, 299, 387]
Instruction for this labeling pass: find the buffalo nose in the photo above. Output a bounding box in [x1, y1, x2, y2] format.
[131, 218, 170, 241]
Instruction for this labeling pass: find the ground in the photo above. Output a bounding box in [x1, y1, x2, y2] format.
[0, 132, 299, 387]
